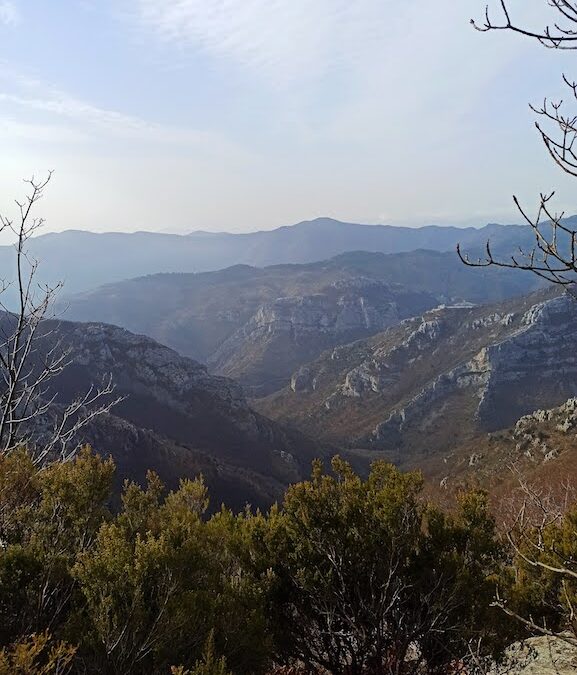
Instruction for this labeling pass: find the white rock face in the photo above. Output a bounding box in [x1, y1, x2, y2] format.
[470, 312, 515, 329]
[491, 635, 577, 674]
[476, 295, 577, 427]
[208, 278, 437, 395]
[213, 286, 401, 358]
[70, 321, 247, 409]
[373, 294, 577, 441]
[291, 366, 316, 393]
[279, 290, 577, 452]
[340, 315, 447, 399]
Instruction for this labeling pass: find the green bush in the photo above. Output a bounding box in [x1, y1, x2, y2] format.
[250, 457, 520, 674]
[0, 448, 541, 674]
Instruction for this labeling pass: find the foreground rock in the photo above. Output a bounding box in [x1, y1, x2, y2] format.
[493, 635, 577, 674]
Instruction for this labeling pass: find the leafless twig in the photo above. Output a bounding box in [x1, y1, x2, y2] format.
[0, 174, 119, 463]
[461, 3, 577, 288]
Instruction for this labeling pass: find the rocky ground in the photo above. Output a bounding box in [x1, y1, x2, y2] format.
[493, 635, 577, 674]
[422, 393, 577, 508]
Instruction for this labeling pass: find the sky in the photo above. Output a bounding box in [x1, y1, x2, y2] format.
[0, 0, 577, 238]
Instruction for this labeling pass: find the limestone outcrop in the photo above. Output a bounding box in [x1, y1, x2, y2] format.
[256, 288, 577, 462]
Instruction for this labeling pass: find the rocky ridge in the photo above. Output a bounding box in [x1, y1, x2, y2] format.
[422, 393, 577, 503]
[19, 316, 328, 509]
[375, 293, 577, 445]
[208, 279, 432, 395]
[63, 250, 542, 396]
[256, 288, 577, 468]
[512, 397, 577, 463]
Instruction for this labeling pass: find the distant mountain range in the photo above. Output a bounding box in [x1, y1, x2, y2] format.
[62, 250, 543, 396]
[0, 216, 557, 300]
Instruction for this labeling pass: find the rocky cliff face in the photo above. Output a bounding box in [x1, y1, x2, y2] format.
[373, 294, 577, 445]
[256, 288, 577, 466]
[62, 250, 541, 397]
[208, 280, 434, 396]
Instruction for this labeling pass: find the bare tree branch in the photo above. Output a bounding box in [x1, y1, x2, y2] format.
[472, 1, 577, 49]
[0, 174, 119, 463]
[462, 4, 577, 287]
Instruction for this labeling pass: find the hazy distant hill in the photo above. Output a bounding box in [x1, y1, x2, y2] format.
[0, 216, 547, 299]
[62, 250, 542, 395]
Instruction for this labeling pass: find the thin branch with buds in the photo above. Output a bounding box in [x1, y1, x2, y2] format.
[458, 192, 577, 289]
[472, 1, 577, 49]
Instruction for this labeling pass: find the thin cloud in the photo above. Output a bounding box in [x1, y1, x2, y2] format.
[0, 92, 154, 131]
[0, 69, 151, 137]
[0, 1, 19, 26]
[133, 0, 393, 85]
[0, 117, 88, 143]
[0, 74, 253, 159]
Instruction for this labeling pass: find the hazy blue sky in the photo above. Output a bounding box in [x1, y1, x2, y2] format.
[0, 0, 576, 236]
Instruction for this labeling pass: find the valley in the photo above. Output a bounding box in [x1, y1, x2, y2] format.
[62, 248, 542, 396]
[256, 287, 573, 456]
[51, 219, 577, 512]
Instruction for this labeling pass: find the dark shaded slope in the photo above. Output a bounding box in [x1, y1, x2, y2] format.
[1, 313, 327, 510]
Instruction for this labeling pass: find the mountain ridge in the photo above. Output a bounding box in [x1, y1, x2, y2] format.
[61, 249, 543, 396]
[0, 216, 551, 300]
[1, 312, 328, 511]
[254, 286, 577, 473]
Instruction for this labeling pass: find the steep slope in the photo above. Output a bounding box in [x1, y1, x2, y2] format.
[5, 314, 327, 510]
[207, 281, 435, 395]
[0, 216, 548, 299]
[419, 396, 577, 520]
[75, 414, 288, 512]
[255, 287, 577, 469]
[63, 250, 542, 396]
